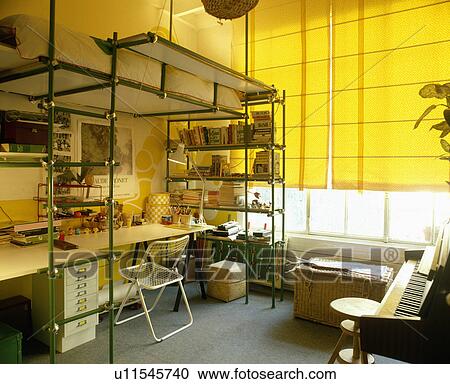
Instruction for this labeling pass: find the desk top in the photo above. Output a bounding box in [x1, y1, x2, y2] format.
[0, 223, 212, 282]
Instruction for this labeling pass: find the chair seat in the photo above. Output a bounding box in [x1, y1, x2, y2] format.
[121, 263, 183, 290]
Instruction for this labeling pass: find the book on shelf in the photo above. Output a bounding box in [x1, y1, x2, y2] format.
[208, 190, 219, 206]
[251, 110, 275, 144]
[0, 143, 47, 153]
[211, 155, 228, 177]
[177, 122, 249, 147]
[252, 150, 280, 177]
[218, 182, 245, 206]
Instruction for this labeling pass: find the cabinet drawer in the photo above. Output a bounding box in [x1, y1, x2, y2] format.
[65, 279, 97, 301]
[64, 264, 97, 286]
[65, 293, 98, 318]
[64, 314, 97, 337]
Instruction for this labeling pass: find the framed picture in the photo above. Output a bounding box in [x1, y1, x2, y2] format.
[78, 121, 137, 198]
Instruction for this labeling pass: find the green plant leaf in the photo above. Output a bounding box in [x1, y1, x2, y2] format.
[430, 121, 448, 131]
[414, 105, 437, 129]
[419, 83, 450, 99]
[441, 139, 450, 152]
[440, 128, 450, 138]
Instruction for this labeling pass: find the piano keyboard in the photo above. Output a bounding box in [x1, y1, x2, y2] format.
[394, 263, 427, 317]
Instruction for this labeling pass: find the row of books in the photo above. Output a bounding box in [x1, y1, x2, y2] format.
[177, 122, 248, 147]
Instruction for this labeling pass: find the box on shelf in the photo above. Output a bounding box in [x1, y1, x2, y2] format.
[292, 258, 393, 327]
[207, 260, 246, 302]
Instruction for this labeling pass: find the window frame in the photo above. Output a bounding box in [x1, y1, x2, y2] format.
[287, 190, 444, 246]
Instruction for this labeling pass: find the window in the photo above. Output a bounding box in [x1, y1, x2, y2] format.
[346, 191, 385, 239]
[309, 190, 345, 234]
[388, 192, 434, 243]
[243, 188, 449, 245]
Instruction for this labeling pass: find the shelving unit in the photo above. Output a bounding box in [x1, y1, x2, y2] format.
[165, 90, 286, 308]
[34, 183, 103, 221]
[0, 0, 284, 363]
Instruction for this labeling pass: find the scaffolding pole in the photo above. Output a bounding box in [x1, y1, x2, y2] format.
[107, 31, 118, 364]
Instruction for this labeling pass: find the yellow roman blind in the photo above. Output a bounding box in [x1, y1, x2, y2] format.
[332, 0, 450, 191]
[232, 0, 449, 191]
[231, 0, 331, 189]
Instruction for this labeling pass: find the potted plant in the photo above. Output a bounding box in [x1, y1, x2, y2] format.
[414, 82, 450, 184]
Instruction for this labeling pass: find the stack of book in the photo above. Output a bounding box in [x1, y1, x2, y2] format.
[211, 155, 228, 177]
[181, 189, 204, 206]
[208, 190, 219, 206]
[219, 182, 245, 206]
[252, 150, 280, 177]
[251, 228, 272, 242]
[212, 221, 241, 237]
[251, 110, 274, 143]
[0, 143, 47, 153]
[11, 221, 61, 246]
[0, 224, 13, 245]
[177, 122, 248, 146]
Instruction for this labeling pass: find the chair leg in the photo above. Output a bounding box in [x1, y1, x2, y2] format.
[115, 284, 165, 326]
[141, 281, 194, 342]
[114, 281, 138, 325]
[328, 332, 347, 364]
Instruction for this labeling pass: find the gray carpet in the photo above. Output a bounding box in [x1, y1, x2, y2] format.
[24, 284, 399, 364]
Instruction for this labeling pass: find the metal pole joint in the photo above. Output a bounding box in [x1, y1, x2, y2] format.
[39, 100, 55, 111]
[105, 111, 117, 120]
[146, 32, 158, 44]
[159, 92, 168, 99]
[48, 323, 60, 335]
[47, 267, 59, 279]
[105, 159, 116, 166]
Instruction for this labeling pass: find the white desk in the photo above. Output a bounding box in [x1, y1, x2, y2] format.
[0, 223, 212, 281]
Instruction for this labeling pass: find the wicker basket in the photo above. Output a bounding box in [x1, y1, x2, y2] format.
[201, 0, 259, 20]
[208, 280, 246, 302]
[293, 264, 393, 327]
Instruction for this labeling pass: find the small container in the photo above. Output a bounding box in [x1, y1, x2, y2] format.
[179, 214, 192, 225]
[161, 215, 172, 225]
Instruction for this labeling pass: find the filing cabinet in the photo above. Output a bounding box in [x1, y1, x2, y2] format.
[32, 261, 98, 353]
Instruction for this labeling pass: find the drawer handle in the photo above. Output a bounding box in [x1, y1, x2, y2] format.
[77, 305, 87, 312]
[77, 320, 87, 327]
[77, 298, 87, 305]
[77, 283, 87, 289]
[76, 290, 87, 297]
[76, 275, 87, 282]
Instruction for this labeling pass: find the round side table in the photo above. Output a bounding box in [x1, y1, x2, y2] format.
[328, 297, 379, 364]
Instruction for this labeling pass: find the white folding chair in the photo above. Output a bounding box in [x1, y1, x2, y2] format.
[114, 235, 193, 342]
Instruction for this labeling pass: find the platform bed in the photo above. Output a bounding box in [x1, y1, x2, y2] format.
[0, 14, 276, 120]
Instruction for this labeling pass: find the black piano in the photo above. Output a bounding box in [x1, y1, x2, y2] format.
[360, 220, 450, 363]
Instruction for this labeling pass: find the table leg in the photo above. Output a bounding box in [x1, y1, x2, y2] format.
[173, 233, 206, 312]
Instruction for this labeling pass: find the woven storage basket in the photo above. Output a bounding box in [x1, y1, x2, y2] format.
[201, 0, 259, 20]
[293, 264, 393, 327]
[207, 260, 246, 302]
[146, 193, 170, 223]
[208, 280, 246, 302]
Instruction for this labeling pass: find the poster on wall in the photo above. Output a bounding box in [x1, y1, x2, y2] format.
[79, 121, 136, 198]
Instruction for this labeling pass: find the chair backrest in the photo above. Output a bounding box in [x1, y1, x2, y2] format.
[141, 234, 190, 270]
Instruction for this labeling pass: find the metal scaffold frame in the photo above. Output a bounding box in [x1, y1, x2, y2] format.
[0, 0, 285, 363]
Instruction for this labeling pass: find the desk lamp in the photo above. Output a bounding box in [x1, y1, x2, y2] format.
[168, 143, 207, 226]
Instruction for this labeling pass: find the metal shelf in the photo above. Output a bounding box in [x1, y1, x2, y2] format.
[167, 176, 284, 183]
[179, 143, 285, 152]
